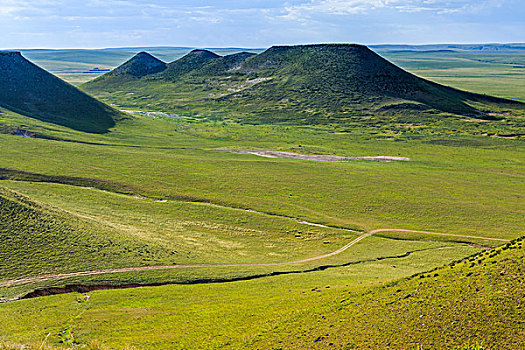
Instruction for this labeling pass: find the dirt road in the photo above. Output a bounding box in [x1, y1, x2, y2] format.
[0, 228, 507, 289]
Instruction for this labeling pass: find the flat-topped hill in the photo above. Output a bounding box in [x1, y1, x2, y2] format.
[233, 44, 519, 117]
[0, 52, 120, 133]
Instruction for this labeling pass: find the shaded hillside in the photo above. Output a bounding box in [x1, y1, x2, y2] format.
[82, 44, 525, 126]
[0, 52, 121, 133]
[257, 237, 525, 349]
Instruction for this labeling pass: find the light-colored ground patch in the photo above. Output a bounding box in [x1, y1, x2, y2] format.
[207, 148, 410, 162]
[121, 110, 190, 120]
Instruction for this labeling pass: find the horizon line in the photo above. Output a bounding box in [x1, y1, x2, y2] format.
[4, 42, 525, 51]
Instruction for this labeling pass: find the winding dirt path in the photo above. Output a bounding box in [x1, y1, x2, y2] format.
[0, 228, 508, 289]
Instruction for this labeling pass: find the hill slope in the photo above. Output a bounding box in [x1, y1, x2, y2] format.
[233, 44, 483, 115]
[256, 237, 525, 349]
[82, 44, 525, 126]
[0, 51, 121, 133]
[0, 185, 173, 281]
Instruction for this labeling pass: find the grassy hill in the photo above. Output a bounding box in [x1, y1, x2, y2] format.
[82, 44, 525, 127]
[104, 52, 167, 78]
[255, 236, 525, 349]
[0, 51, 121, 133]
[17, 48, 264, 85]
[228, 44, 494, 120]
[161, 49, 220, 80]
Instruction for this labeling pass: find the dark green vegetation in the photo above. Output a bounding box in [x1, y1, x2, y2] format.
[83, 44, 525, 130]
[0, 52, 121, 133]
[0, 46, 523, 349]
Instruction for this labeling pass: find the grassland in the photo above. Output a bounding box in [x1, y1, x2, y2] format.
[1, 114, 523, 237]
[0, 107, 523, 346]
[0, 48, 523, 349]
[385, 50, 525, 101]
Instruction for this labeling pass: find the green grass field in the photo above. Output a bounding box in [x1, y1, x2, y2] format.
[0, 48, 523, 349]
[384, 51, 525, 100]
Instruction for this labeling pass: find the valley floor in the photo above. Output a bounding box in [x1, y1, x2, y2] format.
[0, 112, 523, 349]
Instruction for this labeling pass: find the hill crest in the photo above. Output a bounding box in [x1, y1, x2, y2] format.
[111, 51, 167, 78]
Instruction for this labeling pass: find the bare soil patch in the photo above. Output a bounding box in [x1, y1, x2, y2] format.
[207, 149, 410, 162]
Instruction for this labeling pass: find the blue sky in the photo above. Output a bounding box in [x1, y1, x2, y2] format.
[1, 0, 523, 48]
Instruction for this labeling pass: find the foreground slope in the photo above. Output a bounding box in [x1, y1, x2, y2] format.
[83, 44, 525, 125]
[256, 237, 525, 349]
[0, 51, 121, 133]
[0, 230, 519, 349]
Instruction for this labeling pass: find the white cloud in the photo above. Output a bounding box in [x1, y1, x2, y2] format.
[281, 0, 508, 20]
[0, 0, 521, 48]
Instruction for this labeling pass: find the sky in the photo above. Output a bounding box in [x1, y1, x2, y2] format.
[0, 0, 524, 49]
